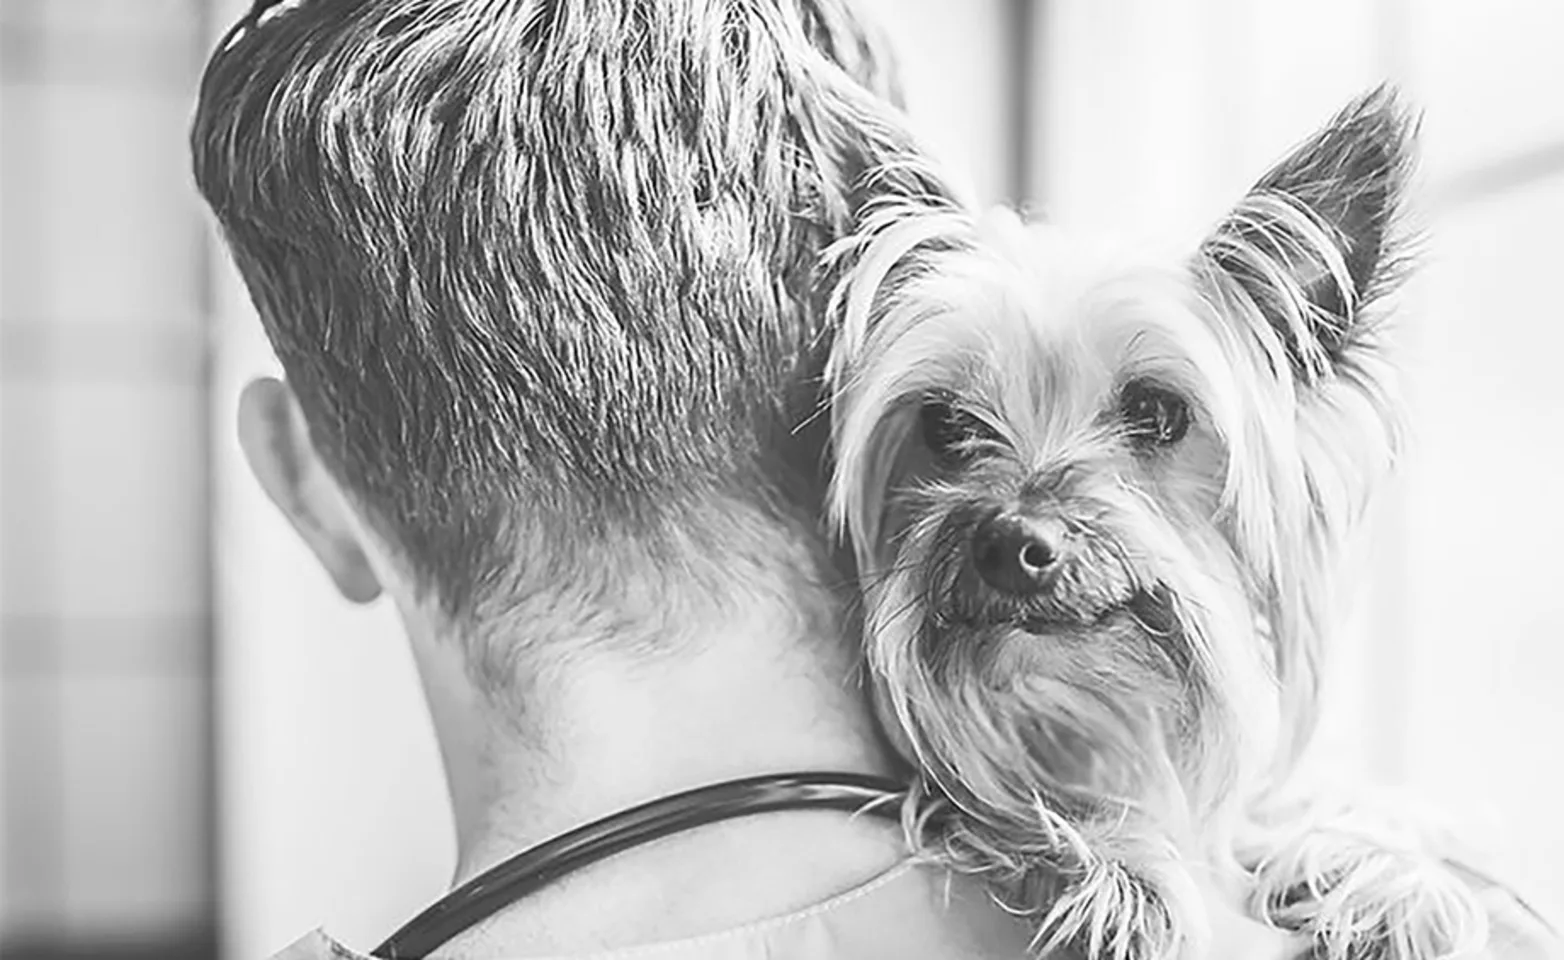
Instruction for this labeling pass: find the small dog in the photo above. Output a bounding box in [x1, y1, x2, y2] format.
[823, 87, 1559, 959]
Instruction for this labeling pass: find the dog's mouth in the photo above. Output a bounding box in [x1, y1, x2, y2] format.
[1017, 585, 1179, 638]
[933, 522, 1154, 634]
[900, 502, 1193, 678]
[928, 532, 1187, 660]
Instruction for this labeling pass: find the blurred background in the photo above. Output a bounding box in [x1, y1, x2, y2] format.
[0, 0, 1560, 957]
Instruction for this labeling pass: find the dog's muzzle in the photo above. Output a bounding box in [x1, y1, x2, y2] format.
[944, 506, 1139, 631]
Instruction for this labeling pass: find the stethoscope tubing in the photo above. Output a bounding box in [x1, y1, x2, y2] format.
[372, 772, 908, 959]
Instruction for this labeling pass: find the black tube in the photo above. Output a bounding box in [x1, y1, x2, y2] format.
[371, 772, 908, 959]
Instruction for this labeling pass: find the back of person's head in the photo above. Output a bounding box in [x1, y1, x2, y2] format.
[192, 0, 953, 695]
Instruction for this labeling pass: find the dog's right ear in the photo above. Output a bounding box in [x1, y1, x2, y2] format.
[1197, 86, 1418, 386]
[819, 199, 977, 567]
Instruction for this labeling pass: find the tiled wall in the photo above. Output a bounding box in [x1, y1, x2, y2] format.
[0, 0, 216, 954]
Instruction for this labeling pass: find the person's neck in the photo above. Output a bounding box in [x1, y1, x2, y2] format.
[404, 598, 908, 957]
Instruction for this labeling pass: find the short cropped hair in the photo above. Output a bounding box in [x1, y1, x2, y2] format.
[192, 0, 947, 636]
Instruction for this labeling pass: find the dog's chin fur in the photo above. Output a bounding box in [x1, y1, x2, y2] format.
[825, 87, 1562, 960]
[865, 478, 1267, 959]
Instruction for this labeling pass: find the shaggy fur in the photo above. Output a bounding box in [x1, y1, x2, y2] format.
[823, 87, 1562, 960]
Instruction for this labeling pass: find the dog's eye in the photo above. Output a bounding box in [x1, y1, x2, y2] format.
[1118, 380, 1190, 447]
[920, 400, 1001, 461]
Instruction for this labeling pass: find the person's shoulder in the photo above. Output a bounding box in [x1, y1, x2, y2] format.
[854, 861, 1318, 960]
[757, 858, 1308, 960]
[268, 930, 371, 960]
[843, 859, 1034, 959]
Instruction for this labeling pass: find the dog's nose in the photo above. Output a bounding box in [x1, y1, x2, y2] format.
[971, 513, 1061, 595]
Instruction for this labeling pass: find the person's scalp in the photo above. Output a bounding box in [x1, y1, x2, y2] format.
[192, 0, 945, 664]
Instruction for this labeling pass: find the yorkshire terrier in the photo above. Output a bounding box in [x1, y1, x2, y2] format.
[822, 87, 1560, 959]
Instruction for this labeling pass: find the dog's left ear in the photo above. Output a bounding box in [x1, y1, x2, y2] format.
[1199, 86, 1417, 385]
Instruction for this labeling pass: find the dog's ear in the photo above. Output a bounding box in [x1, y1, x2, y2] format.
[821, 198, 978, 567]
[1197, 89, 1418, 772]
[1199, 86, 1417, 385]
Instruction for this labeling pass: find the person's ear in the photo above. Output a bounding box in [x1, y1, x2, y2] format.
[236, 377, 383, 604]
